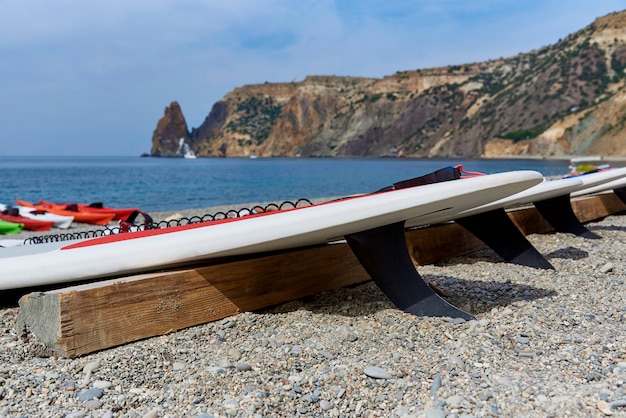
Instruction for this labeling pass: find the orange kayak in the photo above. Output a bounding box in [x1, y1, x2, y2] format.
[15, 199, 115, 225]
[37, 200, 139, 221]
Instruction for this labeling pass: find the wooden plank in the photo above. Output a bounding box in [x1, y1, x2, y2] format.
[18, 243, 370, 358]
[572, 192, 626, 221]
[17, 193, 626, 358]
[507, 206, 555, 235]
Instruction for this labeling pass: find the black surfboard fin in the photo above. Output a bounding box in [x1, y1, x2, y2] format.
[454, 208, 554, 270]
[345, 221, 475, 320]
[533, 194, 601, 239]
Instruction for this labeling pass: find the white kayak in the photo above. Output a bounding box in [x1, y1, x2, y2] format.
[0, 203, 74, 229]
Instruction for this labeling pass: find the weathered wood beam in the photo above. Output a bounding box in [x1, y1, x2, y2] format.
[18, 243, 370, 358]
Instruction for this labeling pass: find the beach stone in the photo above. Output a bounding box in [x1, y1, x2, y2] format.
[84, 399, 102, 409]
[173, 361, 187, 370]
[480, 391, 494, 401]
[222, 320, 236, 329]
[77, 387, 103, 401]
[235, 363, 252, 372]
[218, 359, 233, 368]
[290, 345, 302, 356]
[320, 400, 332, 411]
[364, 366, 392, 379]
[65, 413, 86, 418]
[495, 377, 514, 389]
[597, 400, 613, 415]
[610, 399, 626, 408]
[431, 375, 442, 397]
[83, 360, 101, 374]
[425, 407, 446, 418]
[143, 410, 160, 418]
[600, 262, 614, 273]
[446, 395, 464, 408]
[319, 350, 335, 360]
[449, 355, 466, 371]
[63, 380, 76, 391]
[228, 348, 241, 360]
[338, 326, 358, 341]
[92, 380, 112, 389]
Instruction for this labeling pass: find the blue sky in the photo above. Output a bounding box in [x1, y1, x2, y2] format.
[1, 1, 624, 156]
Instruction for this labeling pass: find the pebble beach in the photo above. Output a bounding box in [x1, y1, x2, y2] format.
[1, 204, 626, 417]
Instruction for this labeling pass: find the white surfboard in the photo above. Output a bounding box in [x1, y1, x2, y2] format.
[568, 167, 626, 194]
[406, 176, 583, 227]
[570, 170, 626, 197]
[0, 170, 543, 290]
[406, 167, 626, 228]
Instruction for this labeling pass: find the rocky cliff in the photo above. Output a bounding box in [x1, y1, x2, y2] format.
[151, 10, 626, 159]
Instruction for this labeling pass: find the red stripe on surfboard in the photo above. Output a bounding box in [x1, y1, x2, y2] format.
[61, 209, 285, 250]
[60, 194, 366, 251]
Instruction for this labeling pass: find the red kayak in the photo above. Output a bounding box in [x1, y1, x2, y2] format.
[38, 200, 139, 221]
[0, 209, 55, 231]
[16, 199, 115, 225]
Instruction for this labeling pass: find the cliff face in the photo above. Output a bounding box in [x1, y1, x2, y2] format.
[151, 10, 626, 159]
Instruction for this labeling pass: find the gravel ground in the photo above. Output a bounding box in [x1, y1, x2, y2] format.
[0, 203, 625, 417]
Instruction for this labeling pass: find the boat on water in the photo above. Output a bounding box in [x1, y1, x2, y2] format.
[178, 138, 197, 159]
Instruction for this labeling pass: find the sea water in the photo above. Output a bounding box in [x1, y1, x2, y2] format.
[0, 156, 572, 212]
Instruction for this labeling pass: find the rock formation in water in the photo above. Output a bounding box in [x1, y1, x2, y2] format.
[150, 102, 191, 157]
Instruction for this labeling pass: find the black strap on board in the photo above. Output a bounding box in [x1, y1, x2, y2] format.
[375, 166, 462, 192]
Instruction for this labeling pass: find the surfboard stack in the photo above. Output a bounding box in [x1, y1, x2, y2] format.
[11, 167, 626, 358]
